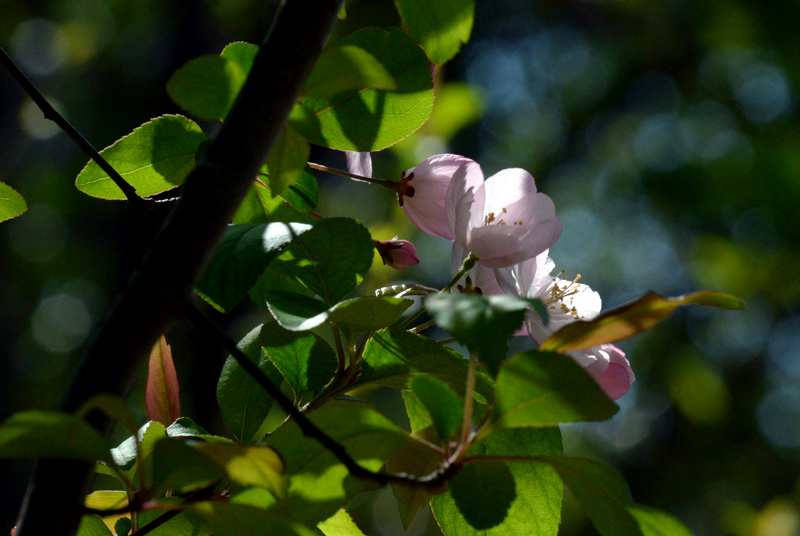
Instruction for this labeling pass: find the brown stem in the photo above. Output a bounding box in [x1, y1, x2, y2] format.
[13, 2, 344, 535]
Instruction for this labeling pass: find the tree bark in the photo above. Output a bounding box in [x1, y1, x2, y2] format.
[14, 1, 343, 534]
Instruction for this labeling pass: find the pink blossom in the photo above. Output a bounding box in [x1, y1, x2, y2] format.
[446, 163, 562, 268]
[345, 151, 372, 179]
[579, 345, 635, 400]
[400, 154, 480, 240]
[374, 238, 420, 270]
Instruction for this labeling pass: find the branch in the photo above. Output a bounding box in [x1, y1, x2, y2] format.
[13, 2, 344, 535]
[0, 47, 157, 211]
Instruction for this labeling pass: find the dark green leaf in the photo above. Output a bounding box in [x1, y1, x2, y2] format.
[425, 294, 542, 377]
[259, 321, 337, 396]
[0, 411, 112, 463]
[493, 351, 618, 428]
[166, 417, 210, 438]
[75, 115, 208, 200]
[303, 44, 397, 99]
[192, 502, 317, 536]
[137, 504, 211, 536]
[267, 400, 411, 525]
[166, 55, 247, 120]
[220, 41, 258, 73]
[110, 420, 166, 472]
[265, 126, 310, 196]
[269, 217, 373, 305]
[152, 438, 226, 493]
[233, 177, 318, 225]
[264, 291, 331, 331]
[431, 428, 563, 536]
[195, 222, 314, 312]
[450, 461, 516, 530]
[394, 0, 475, 64]
[290, 27, 434, 151]
[114, 517, 131, 536]
[76, 515, 114, 536]
[328, 297, 413, 330]
[217, 325, 285, 442]
[541, 291, 745, 353]
[410, 376, 463, 441]
[0, 181, 27, 223]
[264, 294, 412, 332]
[357, 329, 494, 401]
[277, 170, 319, 212]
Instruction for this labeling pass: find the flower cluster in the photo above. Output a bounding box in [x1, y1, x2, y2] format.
[346, 151, 635, 399]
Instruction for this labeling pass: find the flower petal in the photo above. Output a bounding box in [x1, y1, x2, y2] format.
[345, 151, 372, 178]
[482, 168, 539, 223]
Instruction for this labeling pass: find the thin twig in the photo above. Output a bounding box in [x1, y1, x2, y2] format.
[331, 321, 347, 376]
[307, 161, 401, 192]
[186, 302, 459, 489]
[0, 46, 158, 211]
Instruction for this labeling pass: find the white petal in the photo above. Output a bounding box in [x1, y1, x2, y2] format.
[345, 151, 372, 178]
[483, 168, 538, 218]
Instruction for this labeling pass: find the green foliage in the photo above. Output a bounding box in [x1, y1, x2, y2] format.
[266, 400, 411, 525]
[259, 321, 337, 398]
[110, 420, 165, 472]
[193, 442, 287, 496]
[431, 428, 564, 536]
[0, 181, 26, 223]
[113, 518, 131, 536]
[302, 44, 398, 98]
[166, 55, 247, 120]
[76, 515, 114, 536]
[425, 293, 547, 377]
[217, 324, 284, 443]
[192, 502, 317, 536]
[317, 509, 367, 536]
[151, 438, 225, 493]
[265, 126, 310, 196]
[357, 329, 493, 400]
[410, 376, 463, 441]
[541, 290, 746, 352]
[0, 411, 112, 463]
[291, 27, 434, 151]
[195, 222, 313, 312]
[220, 41, 259, 73]
[449, 461, 517, 530]
[234, 173, 319, 225]
[75, 115, 208, 199]
[492, 351, 619, 428]
[394, 0, 475, 64]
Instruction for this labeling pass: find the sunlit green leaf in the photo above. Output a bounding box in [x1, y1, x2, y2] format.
[291, 27, 434, 151]
[75, 115, 208, 200]
[317, 509, 367, 536]
[431, 428, 563, 536]
[401, 390, 434, 433]
[265, 126, 310, 196]
[110, 420, 166, 472]
[217, 324, 284, 443]
[410, 376, 463, 441]
[259, 321, 337, 397]
[220, 41, 259, 73]
[303, 44, 397, 98]
[194, 443, 287, 496]
[394, 0, 475, 64]
[264, 291, 331, 331]
[195, 221, 314, 312]
[0, 181, 27, 223]
[540, 291, 746, 352]
[493, 351, 618, 428]
[166, 55, 247, 120]
[0, 411, 112, 463]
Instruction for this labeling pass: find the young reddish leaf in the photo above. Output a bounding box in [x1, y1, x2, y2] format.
[146, 336, 181, 426]
[540, 291, 745, 353]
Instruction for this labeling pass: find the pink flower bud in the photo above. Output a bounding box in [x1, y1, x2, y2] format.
[374, 237, 420, 270]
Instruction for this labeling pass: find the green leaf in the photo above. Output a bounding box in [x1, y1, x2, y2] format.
[394, 0, 475, 64]
[76, 515, 115, 536]
[627, 505, 694, 536]
[166, 55, 247, 120]
[259, 321, 337, 397]
[492, 351, 618, 428]
[357, 329, 494, 401]
[387, 427, 446, 530]
[194, 443, 288, 496]
[220, 41, 259, 73]
[425, 294, 543, 377]
[265, 291, 332, 331]
[0, 411, 112, 463]
[114, 517, 131, 536]
[192, 502, 317, 536]
[217, 324, 285, 442]
[401, 390, 433, 433]
[110, 420, 166, 472]
[267, 399, 411, 525]
[0, 181, 27, 223]
[290, 27, 434, 151]
[303, 44, 397, 99]
[449, 461, 516, 530]
[540, 291, 746, 352]
[431, 428, 563, 536]
[166, 417, 211, 438]
[265, 126, 310, 196]
[151, 438, 226, 493]
[269, 217, 373, 305]
[410, 376, 462, 441]
[137, 500, 211, 536]
[327, 296, 413, 330]
[195, 221, 314, 312]
[75, 115, 208, 200]
[317, 509, 367, 536]
[275, 170, 319, 212]
[234, 176, 318, 225]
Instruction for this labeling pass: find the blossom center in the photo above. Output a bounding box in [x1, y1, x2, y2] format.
[541, 273, 586, 319]
[483, 207, 523, 227]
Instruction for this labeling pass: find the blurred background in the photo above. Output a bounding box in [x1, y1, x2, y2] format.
[2, 0, 799, 534]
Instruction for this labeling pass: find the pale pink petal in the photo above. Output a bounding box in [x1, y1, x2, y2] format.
[584, 345, 635, 400]
[374, 238, 419, 270]
[482, 168, 539, 223]
[446, 161, 484, 238]
[345, 151, 372, 178]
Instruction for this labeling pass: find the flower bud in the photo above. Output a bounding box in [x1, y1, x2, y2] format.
[374, 237, 420, 270]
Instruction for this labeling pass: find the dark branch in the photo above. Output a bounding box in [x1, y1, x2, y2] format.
[13, 1, 344, 535]
[186, 304, 460, 490]
[0, 46, 156, 211]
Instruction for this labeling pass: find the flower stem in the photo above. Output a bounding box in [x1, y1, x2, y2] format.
[454, 351, 478, 460]
[308, 161, 401, 192]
